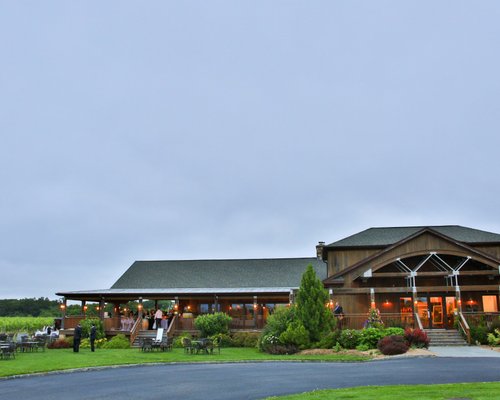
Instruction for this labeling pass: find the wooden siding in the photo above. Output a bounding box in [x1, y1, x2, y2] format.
[327, 248, 381, 276]
[342, 232, 499, 285]
[473, 245, 500, 260]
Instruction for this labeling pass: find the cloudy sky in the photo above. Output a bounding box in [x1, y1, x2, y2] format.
[1, 2, 500, 300]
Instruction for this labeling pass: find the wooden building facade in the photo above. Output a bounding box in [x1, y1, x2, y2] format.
[320, 226, 500, 331]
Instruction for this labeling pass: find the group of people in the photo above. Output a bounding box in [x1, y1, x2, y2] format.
[144, 308, 174, 330]
[73, 323, 97, 353]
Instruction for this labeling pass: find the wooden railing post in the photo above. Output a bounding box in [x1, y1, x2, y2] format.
[129, 316, 142, 346]
[458, 312, 471, 345]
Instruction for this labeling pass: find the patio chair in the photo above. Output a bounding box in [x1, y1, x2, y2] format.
[1, 343, 16, 360]
[35, 335, 47, 352]
[159, 337, 172, 352]
[182, 337, 193, 354]
[141, 338, 153, 352]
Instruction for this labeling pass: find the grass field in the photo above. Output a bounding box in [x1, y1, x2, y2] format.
[266, 382, 500, 399]
[0, 347, 370, 377]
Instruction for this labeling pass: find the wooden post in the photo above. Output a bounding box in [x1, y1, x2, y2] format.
[99, 298, 105, 320]
[138, 297, 143, 318]
[60, 297, 67, 329]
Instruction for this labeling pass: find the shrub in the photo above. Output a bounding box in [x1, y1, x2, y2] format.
[384, 327, 405, 337]
[279, 322, 310, 349]
[80, 337, 107, 349]
[210, 333, 232, 347]
[487, 329, 500, 346]
[102, 334, 130, 349]
[173, 333, 192, 348]
[231, 332, 259, 348]
[258, 306, 296, 352]
[80, 318, 105, 339]
[359, 328, 385, 349]
[470, 325, 489, 345]
[339, 329, 361, 349]
[404, 328, 430, 348]
[317, 330, 341, 349]
[488, 317, 500, 333]
[265, 343, 299, 355]
[47, 338, 71, 349]
[356, 344, 370, 351]
[194, 313, 232, 337]
[378, 335, 409, 355]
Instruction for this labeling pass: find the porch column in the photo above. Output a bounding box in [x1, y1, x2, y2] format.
[289, 290, 295, 305]
[214, 295, 219, 313]
[253, 296, 258, 328]
[99, 298, 105, 320]
[60, 297, 67, 329]
[138, 297, 143, 318]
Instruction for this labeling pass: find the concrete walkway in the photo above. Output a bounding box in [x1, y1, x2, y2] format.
[429, 345, 500, 357]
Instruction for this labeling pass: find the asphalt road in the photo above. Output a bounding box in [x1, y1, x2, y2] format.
[1, 358, 500, 400]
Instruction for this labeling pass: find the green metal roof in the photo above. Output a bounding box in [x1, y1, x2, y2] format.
[325, 225, 500, 248]
[111, 257, 326, 290]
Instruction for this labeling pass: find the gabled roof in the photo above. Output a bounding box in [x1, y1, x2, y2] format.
[325, 225, 500, 249]
[323, 227, 500, 284]
[111, 257, 326, 290]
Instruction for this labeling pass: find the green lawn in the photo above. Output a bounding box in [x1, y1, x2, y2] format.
[0, 347, 369, 377]
[266, 382, 500, 399]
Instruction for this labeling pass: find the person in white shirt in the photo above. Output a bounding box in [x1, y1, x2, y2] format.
[154, 308, 163, 330]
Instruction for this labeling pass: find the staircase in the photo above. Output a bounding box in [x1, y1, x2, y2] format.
[132, 330, 168, 348]
[426, 329, 468, 346]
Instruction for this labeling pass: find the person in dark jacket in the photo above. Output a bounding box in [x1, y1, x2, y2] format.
[90, 324, 97, 352]
[73, 323, 82, 352]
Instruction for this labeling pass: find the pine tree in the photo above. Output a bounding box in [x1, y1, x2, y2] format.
[295, 264, 334, 343]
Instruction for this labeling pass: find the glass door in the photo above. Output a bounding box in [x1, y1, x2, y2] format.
[415, 297, 430, 329]
[429, 297, 444, 329]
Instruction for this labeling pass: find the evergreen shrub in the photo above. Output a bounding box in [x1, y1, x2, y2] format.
[317, 330, 341, 349]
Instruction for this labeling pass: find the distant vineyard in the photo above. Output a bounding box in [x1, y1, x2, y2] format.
[0, 317, 55, 333]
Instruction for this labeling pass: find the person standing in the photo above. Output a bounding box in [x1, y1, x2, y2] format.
[73, 323, 82, 352]
[333, 302, 344, 329]
[154, 308, 163, 330]
[90, 324, 97, 352]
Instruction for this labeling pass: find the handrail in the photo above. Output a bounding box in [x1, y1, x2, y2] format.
[414, 312, 423, 330]
[166, 315, 177, 338]
[129, 316, 142, 345]
[458, 311, 471, 345]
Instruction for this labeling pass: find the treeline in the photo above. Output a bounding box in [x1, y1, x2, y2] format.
[0, 298, 62, 317]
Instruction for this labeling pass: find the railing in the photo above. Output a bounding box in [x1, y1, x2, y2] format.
[461, 312, 500, 329]
[129, 316, 142, 345]
[414, 312, 423, 330]
[166, 315, 177, 338]
[458, 312, 471, 345]
[337, 313, 415, 330]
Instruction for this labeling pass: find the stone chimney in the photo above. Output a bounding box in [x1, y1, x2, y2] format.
[316, 241, 325, 260]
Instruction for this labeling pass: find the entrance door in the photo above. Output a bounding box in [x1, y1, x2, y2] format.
[429, 297, 444, 329]
[414, 296, 450, 329]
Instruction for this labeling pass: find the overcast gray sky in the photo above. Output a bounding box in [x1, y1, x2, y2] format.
[1, 2, 500, 300]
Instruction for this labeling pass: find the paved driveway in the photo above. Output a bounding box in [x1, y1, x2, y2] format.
[429, 345, 500, 357]
[1, 358, 500, 400]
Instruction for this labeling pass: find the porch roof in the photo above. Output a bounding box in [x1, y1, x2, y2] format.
[111, 257, 326, 289]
